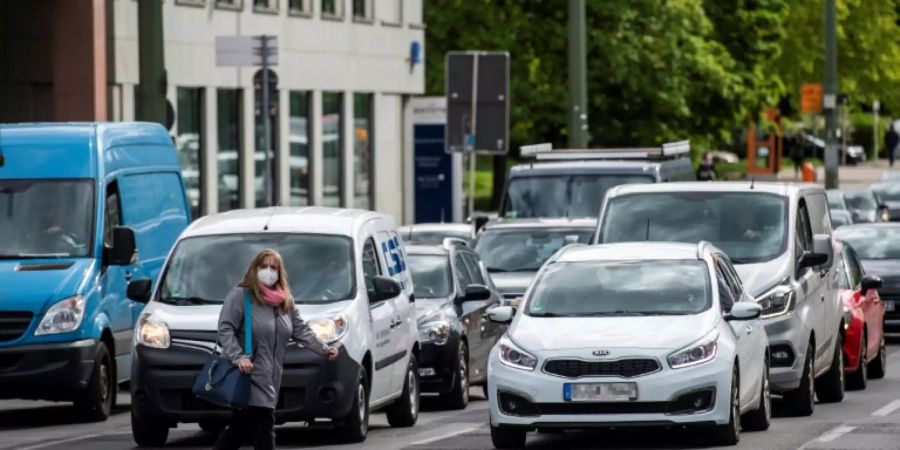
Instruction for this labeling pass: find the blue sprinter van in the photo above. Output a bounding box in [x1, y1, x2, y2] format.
[0, 122, 190, 421]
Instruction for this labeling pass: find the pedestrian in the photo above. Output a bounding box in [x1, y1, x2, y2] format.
[884, 124, 898, 167]
[213, 249, 339, 450]
[696, 152, 716, 181]
[790, 133, 805, 179]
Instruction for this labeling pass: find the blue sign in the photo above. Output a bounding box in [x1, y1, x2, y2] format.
[414, 124, 454, 223]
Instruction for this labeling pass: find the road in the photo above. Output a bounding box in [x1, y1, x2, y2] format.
[777, 159, 892, 189]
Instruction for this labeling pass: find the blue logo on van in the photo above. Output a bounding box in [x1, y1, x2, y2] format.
[382, 236, 407, 276]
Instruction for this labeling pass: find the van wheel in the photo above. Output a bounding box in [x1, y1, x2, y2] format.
[868, 331, 887, 379]
[711, 366, 740, 445]
[816, 332, 845, 403]
[440, 342, 469, 410]
[783, 344, 815, 416]
[131, 411, 169, 447]
[337, 368, 369, 443]
[74, 342, 114, 422]
[741, 360, 771, 431]
[386, 353, 419, 427]
[847, 333, 868, 390]
[491, 424, 526, 449]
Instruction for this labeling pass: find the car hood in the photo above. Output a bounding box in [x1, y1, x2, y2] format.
[734, 254, 792, 298]
[414, 298, 454, 321]
[510, 312, 718, 351]
[859, 259, 900, 294]
[144, 299, 352, 331]
[488, 272, 535, 296]
[0, 259, 94, 314]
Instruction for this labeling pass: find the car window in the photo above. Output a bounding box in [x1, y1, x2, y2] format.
[844, 245, 864, 288]
[719, 255, 744, 301]
[502, 174, 654, 219]
[462, 252, 487, 285]
[104, 182, 122, 248]
[453, 252, 473, 289]
[407, 254, 452, 299]
[475, 228, 593, 273]
[834, 249, 851, 289]
[796, 201, 813, 255]
[362, 238, 382, 294]
[845, 191, 878, 210]
[805, 193, 831, 235]
[714, 259, 736, 312]
[834, 226, 900, 260]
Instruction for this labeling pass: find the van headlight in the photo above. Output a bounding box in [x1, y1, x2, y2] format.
[498, 337, 538, 371]
[137, 316, 170, 349]
[756, 284, 795, 319]
[35, 296, 86, 335]
[308, 315, 348, 344]
[419, 321, 451, 345]
[668, 330, 718, 369]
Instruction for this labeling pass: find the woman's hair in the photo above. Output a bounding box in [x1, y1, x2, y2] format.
[239, 249, 294, 313]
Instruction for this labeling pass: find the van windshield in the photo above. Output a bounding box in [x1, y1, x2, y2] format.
[158, 233, 355, 305]
[0, 179, 94, 258]
[601, 192, 788, 264]
[502, 174, 653, 219]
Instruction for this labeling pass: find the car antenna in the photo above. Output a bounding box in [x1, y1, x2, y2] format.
[749, 176, 755, 190]
[263, 199, 282, 231]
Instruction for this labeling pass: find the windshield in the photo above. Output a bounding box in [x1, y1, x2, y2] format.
[405, 230, 470, 245]
[408, 254, 452, 299]
[526, 260, 710, 317]
[872, 184, 900, 202]
[158, 233, 354, 304]
[601, 192, 787, 264]
[845, 191, 878, 210]
[475, 228, 593, 272]
[502, 174, 654, 219]
[0, 179, 95, 258]
[834, 227, 900, 260]
[826, 192, 845, 210]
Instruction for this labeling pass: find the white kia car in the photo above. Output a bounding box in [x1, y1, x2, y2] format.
[486, 242, 770, 448]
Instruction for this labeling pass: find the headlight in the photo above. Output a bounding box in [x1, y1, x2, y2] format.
[419, 321, 451, 345]
[881, 209, 891, 222]
[498, 338, 538, 371]
[35, 296, 86, 335]
[668, 330, 718, 369]
[308, 315, 348, 344]
[756, 284, 795, 319]
[137, 316, 170, 349]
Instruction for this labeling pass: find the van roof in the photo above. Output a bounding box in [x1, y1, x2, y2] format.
[1, 122, 172, 147]
[605, 181, 822, 198]
[183, 207, 393, 239]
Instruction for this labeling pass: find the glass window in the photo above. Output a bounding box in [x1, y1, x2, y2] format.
[835, 249, 851, 289]
[835, 226, 900, 261]
[322, 0, 341, 16]
[503, 174, 654, 219]
[796, 202, 813, 253]
[104, 182, 121, 248]
[353, 93, 373, 209]
[453, 253, 473, 289]
[254, 0, 277, 9]
[845, 245, 864, 287]
[475, 228, 593, 273]
[462, 252, 486, 285]
[872, 183, 900, 202]
[289, 0, 311, 14]
[216, 0, 242, 8]
[217, 88, 242, 211]
[805, 193, 831, 234]
[408, 254, 452, 299]
[526, 260, 711, 317]
[322, 92, 344, 206]
[714, 259, 738, 312]
[0, 180, 94, 258]
[826, 191, 845, 210]
[845, 190, 879, 211]
[177, 87, 204, 219]
[289, 91, 312, 206]
[352, 0, 371, 19]
[362, 238, 381, 293]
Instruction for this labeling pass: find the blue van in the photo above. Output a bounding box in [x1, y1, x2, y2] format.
[0, 122, 190, 421]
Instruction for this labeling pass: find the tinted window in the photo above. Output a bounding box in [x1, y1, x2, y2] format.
[503, 174, 653, 219]
[845, 245, 864, 287]
[453, 253, 473, 289]
[104, 182, 121, 248]
[796, 201, 813, 254]
[826, 191, 845, 210]
[805, 193, 831, 234]
[834, 249, 851, 289]
[462, 252, 487, 285]
[0, 179, 94, 258]
[475, 228, 593, 272]
[834, 227, 900, 260]
[408, 255, 452, 299]
[601, 192, 787, 263]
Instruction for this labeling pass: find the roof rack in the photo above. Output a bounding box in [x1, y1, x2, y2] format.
[520, 140, 690, 161]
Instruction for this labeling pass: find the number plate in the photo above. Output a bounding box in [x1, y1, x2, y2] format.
[563, 382, 638, 402]
[885, 301, 895, 312]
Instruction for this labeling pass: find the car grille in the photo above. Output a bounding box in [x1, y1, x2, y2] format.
[543, 358, 661, 378]
[0, 312, 34, 343]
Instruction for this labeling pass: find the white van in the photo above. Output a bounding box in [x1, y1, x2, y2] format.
[128, 207, 420, 446]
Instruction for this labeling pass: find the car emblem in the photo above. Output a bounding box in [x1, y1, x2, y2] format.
[592, 350, 610, 356]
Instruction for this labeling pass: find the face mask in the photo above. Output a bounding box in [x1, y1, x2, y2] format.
[257, 268, 279, 287]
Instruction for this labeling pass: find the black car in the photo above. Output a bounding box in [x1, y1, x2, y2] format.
[834, 224, 900, 332]
[844, 189, 889, 223]
[406, 241, 504, 409]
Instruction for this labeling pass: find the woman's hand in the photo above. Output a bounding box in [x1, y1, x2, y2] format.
[237, 357, 253, 374]
[326, 347, 339, 361]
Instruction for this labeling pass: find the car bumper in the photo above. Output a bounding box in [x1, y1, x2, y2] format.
[418, 338, 461, 394]
[761, 312, 810, 392]
[0, 339, 99, 401]
[131, 341, 359, 425]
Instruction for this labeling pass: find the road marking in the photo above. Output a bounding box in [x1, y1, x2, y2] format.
[872, 399, 900, 417]
[409, 424, 483, 446]
[16, 430, 130, 450]
[817, 425, 855, 442]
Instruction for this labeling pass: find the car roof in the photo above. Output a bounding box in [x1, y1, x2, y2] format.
[405, 245, 449, 256]
[834, 222, 900, 232]
[606, 181, 819, 197]
[482, 217, 598, 231]
[183, 207, 391, 238]
[399, 223, 472, 233]
[557, 242, 706, 263]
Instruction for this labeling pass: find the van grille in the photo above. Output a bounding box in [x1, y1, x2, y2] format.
[16, 262, 74, 272]
[0, 312, 34, 342]
[543, 358, 661, 378]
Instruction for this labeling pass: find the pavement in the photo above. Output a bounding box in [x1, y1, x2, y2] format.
[777, 159, 894, 189]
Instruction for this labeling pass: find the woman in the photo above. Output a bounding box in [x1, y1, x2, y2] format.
[214, 249, 339, 450]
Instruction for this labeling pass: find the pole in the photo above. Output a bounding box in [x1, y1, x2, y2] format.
[874, 101, 880, 161]
[467, 53, 479, 219]
[824, 0, 839, 188]
[137, 0, 167, 125]
[261, 35, 273, 207]
[567, 0, 588, 148]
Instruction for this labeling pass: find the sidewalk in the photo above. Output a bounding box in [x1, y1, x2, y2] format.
[776, 159, 893, 189]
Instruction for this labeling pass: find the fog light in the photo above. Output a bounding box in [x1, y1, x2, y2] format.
[665, 388, 715, 415]
[418, 368, 436, 377]
[770, 345, 795, 367]
[497, 391, 539, 416]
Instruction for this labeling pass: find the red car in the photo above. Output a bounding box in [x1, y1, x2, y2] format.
[835, 241, 887, 390]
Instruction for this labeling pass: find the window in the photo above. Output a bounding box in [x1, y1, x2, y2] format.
[216, 0, 242, 9]
[353, 93, 373, 209]
[176, 0, 206, 6]
[217, 89, 242, 211]
[845, 246, 864, 288]
[289, 0, 312, 15]
[362, 238, 381, 294]
[835, 250, 851, 289]
[0, 180, 94, 258]
[453, 253, 473, 290]
[321, 0, 343, 17]
[352, 0, 372, 21]
[119, 173, 190, 259]
[322, 92, 344, 206]
[796, 201, 813, 256]
[177, 87, 204, 219]
[805, 193, 831, 234]
[253, 0, 278, 11]
[408, 254, 452, 299]
[104, 182, 121, 249]
[504, 175, 654, 219]
[382, 0, 401, 24]
[715, 258, 740, 312]
[289, 92, 312, 206]
[462, 253, 486, 285]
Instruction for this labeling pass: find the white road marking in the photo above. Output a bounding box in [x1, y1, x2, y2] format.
[817, 425, 855, 442]
[409, 424, 483, 446]
[872, 399, 900, 417]
[16, 431, 131, 450]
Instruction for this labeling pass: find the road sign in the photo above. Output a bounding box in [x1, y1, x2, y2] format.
[801, 83, 823, 113]
[215, 35, 278, 67]
[445, 51, 509, 154]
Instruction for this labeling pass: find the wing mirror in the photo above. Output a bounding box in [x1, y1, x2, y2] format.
[799, 234, 833, 270]
[372, 275, 401, 302]
[127, 278, 153, 303]
[108, 226, 137, 266]
[724, 303, 762, 321]
[486, 306, 515, 324]
[861, 274, 883, 294]
[461, 284, 491, 302]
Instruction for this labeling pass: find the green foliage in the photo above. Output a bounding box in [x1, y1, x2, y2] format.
[849, 112, 891, 156]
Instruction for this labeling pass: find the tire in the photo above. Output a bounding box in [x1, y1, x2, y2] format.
[868, 330, 887, 379]
[536, 427, 564, 434]
[847, 333, 868, 390]
[337, 368, 369, 443]
[74, 342, 114, 422]
[711, 366, 740, 446]
[816, 332, 845, 403]
[783, 344, 815, 417]
[440, 342, 470, 410]
[490, 424, 526, 449]
[131, 411, 169, 447]
[198, 421, 226, 434]
[386, 353, 420, 427]
[483, 384, 489, 399]
[741, 360, 771, 432]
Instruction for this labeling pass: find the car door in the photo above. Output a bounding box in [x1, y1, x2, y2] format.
[716, 257, 758, 407]
[461, 250, 500, 383]
[361, 236, 396, 404]
[806, 192, 842, 363]
[385, 230, 415, 392]
[795, 200, 827, 368]
[845, 246, 882, 359]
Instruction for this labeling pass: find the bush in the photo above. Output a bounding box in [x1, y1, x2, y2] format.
[850, 112, 891, 159]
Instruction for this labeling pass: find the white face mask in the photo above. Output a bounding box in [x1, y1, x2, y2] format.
[257, 268, 279, 287]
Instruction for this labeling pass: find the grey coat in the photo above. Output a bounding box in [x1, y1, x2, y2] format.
[218, 286, 331, 409]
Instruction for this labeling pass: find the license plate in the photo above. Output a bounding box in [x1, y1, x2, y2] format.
[564, 382, 637, 402]
[885, 301, 895, 312]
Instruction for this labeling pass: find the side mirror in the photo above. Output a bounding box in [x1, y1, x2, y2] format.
[462, 284, 491, 302]
[799, 251, 829, 269]
[372, 275, 401, 302]
[127, 278, 153, 303]
[861, 274, 883, 294]
[474, 216, 490, 232]
[809, 234, 833, 267]
[487, 306, 515, 324]
[725, 303, 762, 321]
[109, 226, 137, 266]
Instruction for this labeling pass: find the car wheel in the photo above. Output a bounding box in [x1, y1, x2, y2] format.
[712, 366, 740, 445]
[491, 424, 526, 449]
[868, 330, 887, 379]
[847, 333, 868, 390]
[784, 344, 815, 417]
[741, 359, 771, 431]
[441, 342, 470, 410]
[386, 353, 420, 427]
[816, 332, 845, 403]
[131, 411, 169, 447]
[337, 368, 369, 443]
[74, 342, 114, 422]
[483, 383, 489, 399]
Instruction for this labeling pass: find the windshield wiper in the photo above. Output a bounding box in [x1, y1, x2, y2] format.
[486, 267, 509, 273]
[159, 296, 220, 306]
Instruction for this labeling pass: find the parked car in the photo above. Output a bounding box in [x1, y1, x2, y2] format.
[400, 223, 475, 246]
[834, 224, 900, 334]
[827, 189, 849, 212]
[844, 189, 888, 223]
[832, 241, 886, 390]
[128, 208, 420, 445]
[486, 242, 769, 448]
[406, 241, 504, 409]
[831, 209, 854, 229]
[0, 122, 190, 421]
[595, 182, 845, 416]
[870, 182, 900, 221]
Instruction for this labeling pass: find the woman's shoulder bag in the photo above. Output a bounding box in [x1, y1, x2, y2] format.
[192, 292, 253, 409]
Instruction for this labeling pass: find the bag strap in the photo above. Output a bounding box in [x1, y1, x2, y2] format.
[243, 292, 253, 356]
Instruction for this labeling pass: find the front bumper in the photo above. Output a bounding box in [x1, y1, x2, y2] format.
[418, 337, 461, 394]
[0, 339, 99, 401]
[131, 341, 359, 426]
[761, 312, 810, 393]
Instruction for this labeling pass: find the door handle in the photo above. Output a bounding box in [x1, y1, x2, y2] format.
[125, 271, 133, 281]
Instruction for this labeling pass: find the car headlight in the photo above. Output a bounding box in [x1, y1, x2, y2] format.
[308, 315, 348, 344]
[756, 284, 795, 319]
[498, 338, 538, 371]
[668, 330, 718, 369]
[35, 296, 86, 335]
[881, 209, 891, 222]
[137, 316, 170, 349]
[419, 320, 451, 345]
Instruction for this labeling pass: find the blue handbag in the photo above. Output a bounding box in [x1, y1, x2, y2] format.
[192, 293, 253, 409]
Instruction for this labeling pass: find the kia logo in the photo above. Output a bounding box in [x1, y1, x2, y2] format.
[592, 350, 610, 356]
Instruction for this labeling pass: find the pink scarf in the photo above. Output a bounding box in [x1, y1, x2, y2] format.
[258, 284, 286, 307]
